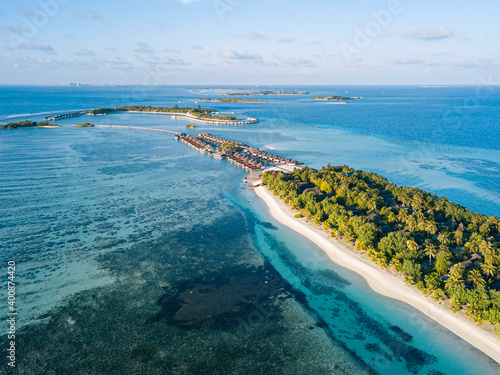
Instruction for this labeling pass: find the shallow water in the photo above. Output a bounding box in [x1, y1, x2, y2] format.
[1, 85, 499, 374]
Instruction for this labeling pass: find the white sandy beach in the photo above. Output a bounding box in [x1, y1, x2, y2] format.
[254, 185, 500, 364]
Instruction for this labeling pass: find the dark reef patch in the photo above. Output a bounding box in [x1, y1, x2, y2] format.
[148, 262, 293, 329]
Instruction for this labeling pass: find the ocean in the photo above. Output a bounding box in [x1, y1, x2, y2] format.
[1, 85, 499, 374]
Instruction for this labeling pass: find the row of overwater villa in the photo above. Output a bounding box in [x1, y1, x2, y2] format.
[175, 132, 301, 172]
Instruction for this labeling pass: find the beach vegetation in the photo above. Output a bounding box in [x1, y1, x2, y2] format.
[261, 164, 500, 326]
[199, 98, 268, 103]
[87, 105, 237, 121]
[0, 120, 58, 129]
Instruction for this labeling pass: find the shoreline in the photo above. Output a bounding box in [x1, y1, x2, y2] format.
[254, 185, 500, 364]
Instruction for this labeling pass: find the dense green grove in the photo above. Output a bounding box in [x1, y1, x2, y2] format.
[262, 165, 500, 328]
[87, 105, 237, 121]
[0, 120, 58, 129]
[198, 98, 268, 103]
[75, 123, 95, 127]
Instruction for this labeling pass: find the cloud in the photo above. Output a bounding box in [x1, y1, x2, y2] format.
[72, 10, 102, 20]
[394, 26, 454, 40]
[389, 57, 425, 65]
[233, 31, 267, 40]
[163, 57, 191, 65]
[277, 36, 296, 43]
[164, 0, 208, 4]
[218, 48, 263, 63]
[192, 45, 203, 50]
[280, 57, 316, 67]
[18, 42, 57, 54]
[8, 25, 24, 34]
[75, 49, 96, 56]
[72, 11, 88, 19]
[246, 31, 266, 40]
[96, 58, 134, 71]
[451, 60, 478, 68]
[21, 6, 33, 17]
[134, 42, 154, 54]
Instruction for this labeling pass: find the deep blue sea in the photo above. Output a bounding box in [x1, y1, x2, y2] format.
[1, 85, 500, 374]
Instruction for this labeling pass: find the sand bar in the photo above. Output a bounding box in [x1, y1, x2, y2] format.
[254, 185, 500, 364]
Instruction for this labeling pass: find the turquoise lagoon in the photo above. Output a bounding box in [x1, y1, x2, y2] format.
[1, 85, 500, 374]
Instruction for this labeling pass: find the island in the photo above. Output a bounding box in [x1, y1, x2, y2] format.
[185, 124, 196, 129]
[0, 120, 59, 129]
[221, 90, 309, 96]
[260, 165, 500, 329]
[198, 98, 268, 103]
[75, 123, 95, 127]
[311, 96, 363, 101]
[87, 105, 237, 121]
[44, 104, 259, 126]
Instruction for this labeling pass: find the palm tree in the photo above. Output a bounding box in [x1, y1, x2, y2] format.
[438, 232, 451, 246]
[406, 216, 418, 232]
[454, 230, 464, 246]
[412, 194, 425, 210]
[387, 211, 396, 224]
[481, 261, 498, 282]
[425, 243, 438, 265]
[479, 240, 494, 258]
[467, 269, 486, 287]
[397, 209, 409, 224]
[445, 264, 464, 289]
[424, 220, 437, 236]
[406, 239, 419, 253]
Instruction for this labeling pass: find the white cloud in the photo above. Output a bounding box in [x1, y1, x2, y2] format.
[134, 42, 154, 54]
[18, 42, 57, 55]
[72, 11, 88, 19]
[389, 57, 425, 65]
[394, 26, 454, 41]
[75, 49, 96, 56]
[277, 36, 296, 43]
[20, 6, 33, 17]
[280, 57, 316, 67]
[218, 48, 263, 63]
[232, 31, 268, 40]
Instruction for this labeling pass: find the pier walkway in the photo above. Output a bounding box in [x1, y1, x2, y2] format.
[94, 125, 178, 134]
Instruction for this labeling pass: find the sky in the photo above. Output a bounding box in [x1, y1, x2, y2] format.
[0, 0, 499, 85]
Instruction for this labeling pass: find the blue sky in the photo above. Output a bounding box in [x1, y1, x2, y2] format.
[0, 0, 499, 85]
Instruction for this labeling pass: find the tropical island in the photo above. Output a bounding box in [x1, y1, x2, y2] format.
[222, 90, 309, 96]
[87, 105, 237, 121]
[311, 96, 363, 101]
[260, 165, 500, 328]
[0, 120, 59, 129]
[75, 123, 95, 127]
[185, 124, 196, 129]
[198, 98, 268, 103]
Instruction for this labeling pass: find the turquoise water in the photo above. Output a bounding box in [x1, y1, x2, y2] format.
[1, 85, 500, 374]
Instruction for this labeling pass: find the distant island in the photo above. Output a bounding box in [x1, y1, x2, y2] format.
[75, 123, 95, 127]
[199, 98, 268, 103]
[87, 105, 237, 121]
[185, 124, 196, 129]
[0, 120, 59, 130]
[222, 90, 309, 96]
[44, 104, 259, 126]
[311, 96, 363, 101]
